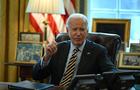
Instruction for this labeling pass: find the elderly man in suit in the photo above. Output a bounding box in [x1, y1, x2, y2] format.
[32, 13, 117, 88]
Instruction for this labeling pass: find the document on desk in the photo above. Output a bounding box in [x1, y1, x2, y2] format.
[8, 80, 54, 90]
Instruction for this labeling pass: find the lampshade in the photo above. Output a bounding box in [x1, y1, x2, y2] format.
[26, 0, 65, 14]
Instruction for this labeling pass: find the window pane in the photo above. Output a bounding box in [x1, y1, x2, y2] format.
[120, 0, 140, 10]
[119, 13, 140, 19]
[119, 14, 140, 40]
[90, 12, 117, 18]
[89, 0, 117, 10]
[88, 12, 117, 32]
[130, 16, 140, 40]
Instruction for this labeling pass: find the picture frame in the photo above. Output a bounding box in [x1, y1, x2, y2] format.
[19, 32, 42, 42]
[92, 18, 131, 46]
[130, 43, 140, 52]
[16, 42, 43, 62]
[119, 42, 126, 52]
[118, 52, 140, 69]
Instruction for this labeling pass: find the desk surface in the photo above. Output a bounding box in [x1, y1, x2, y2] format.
[0, 82, 12, 90]
[0, 82, 65, 90]
[1, 82, 138, 90]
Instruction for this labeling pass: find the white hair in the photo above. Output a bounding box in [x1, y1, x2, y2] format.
[66, 13, 88, 29]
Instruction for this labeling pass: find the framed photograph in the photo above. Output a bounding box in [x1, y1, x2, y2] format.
[130, 43, 140, 52]
[19, 32, 42, 42]
[16, 42, 43, 62]
[118, 52, 140, 69]
[92, 18, 131, 46]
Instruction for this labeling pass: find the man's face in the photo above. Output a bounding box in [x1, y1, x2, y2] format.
[68, 18, 88, 46]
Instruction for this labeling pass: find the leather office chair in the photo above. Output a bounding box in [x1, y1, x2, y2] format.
[55, 32, 121, 65]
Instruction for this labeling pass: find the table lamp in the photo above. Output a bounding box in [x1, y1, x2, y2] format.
[26, 0, 65, 57]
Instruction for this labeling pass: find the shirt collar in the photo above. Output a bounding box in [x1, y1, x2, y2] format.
[70, 40, 86, 52]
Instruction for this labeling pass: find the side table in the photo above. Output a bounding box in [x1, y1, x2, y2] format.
[5, 61, 36, 81]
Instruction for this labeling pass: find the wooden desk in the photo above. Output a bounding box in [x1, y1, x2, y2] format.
[5, 61, 36, 81]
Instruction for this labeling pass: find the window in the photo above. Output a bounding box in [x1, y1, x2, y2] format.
[87, 0, 140, 43]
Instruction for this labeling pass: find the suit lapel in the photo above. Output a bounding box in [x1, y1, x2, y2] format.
[59, 41, 71, 73]
[77, 40, 96, 74]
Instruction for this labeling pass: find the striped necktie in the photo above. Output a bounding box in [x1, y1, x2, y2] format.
[59, 48, 79, 87]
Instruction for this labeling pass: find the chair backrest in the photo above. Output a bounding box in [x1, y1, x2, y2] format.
[55, 32, 121, 64]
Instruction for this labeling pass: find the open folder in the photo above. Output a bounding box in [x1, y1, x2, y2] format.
[8, 80, 54, 90]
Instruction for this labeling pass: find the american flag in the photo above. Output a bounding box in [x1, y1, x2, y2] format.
[29, 0, 75, 42]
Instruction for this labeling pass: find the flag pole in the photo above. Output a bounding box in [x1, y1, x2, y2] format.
[42, 20, 48, 57]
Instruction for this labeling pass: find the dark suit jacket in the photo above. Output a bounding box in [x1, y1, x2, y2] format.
[32, 40, 117, 85]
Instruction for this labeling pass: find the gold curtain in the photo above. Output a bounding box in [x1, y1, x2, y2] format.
[0, 0, 7, 82]
[0, 0, 30, 82]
